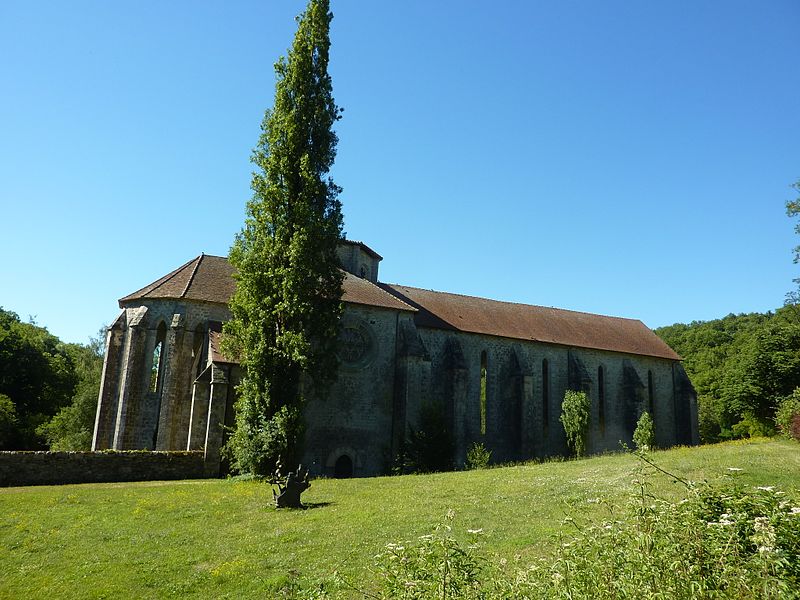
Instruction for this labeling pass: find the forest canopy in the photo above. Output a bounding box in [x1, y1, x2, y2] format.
[656, 305, 800, 443]
[0, 307, 102, 450]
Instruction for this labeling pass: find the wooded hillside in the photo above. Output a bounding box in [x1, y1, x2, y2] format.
[656, 305, 800, 442]
[0, 308, 102, 450]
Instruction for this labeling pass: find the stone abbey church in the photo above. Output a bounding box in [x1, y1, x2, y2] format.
[92, 240, 698, 478]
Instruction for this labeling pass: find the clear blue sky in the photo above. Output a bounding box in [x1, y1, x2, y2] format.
[1, 1, 798, 345]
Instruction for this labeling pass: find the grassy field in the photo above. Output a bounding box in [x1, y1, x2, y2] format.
[1, 438, 798, 599]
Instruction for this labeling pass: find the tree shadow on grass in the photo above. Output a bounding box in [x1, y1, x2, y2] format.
[271, 501, 333, 511]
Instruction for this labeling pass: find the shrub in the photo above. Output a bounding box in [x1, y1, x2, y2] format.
[0, 393, 17, 448]
[465, 442, 492, 470]
[776, 388, 800, 441]
[560, 390, 590, 457]
[732, 413, 777, 439]
[396, 402, 454, 474]
[224, 403, 303, 476]
[633, 411, 655, 450]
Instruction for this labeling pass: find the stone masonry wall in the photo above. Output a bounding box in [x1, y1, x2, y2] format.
[0, 450, 207, 487]
[95, 300, 231, 453]
[418, 327, 688, 466]
[302, 304, 400, 477]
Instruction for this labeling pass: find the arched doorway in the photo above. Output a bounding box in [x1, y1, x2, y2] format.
[334, 454, 353, 478]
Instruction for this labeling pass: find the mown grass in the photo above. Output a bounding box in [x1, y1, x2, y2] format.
[1, 438, 798, 599]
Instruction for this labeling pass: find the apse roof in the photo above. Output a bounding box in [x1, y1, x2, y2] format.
[119, 254, 235, 305]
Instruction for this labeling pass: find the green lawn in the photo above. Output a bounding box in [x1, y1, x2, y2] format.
[1, 438, 798, 599]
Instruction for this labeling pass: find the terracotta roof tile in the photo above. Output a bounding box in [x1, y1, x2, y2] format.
[341, 271, 415, 312]
[119, 254, 235, 305]
[380, 284, 680, 361]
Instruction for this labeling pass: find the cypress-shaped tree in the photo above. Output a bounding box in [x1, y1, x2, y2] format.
[223, 0, 344, 475]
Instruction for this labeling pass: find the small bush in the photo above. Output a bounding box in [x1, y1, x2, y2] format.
[224, 401, 304, 476]
[465, 442, 492, 470]
[732, 413, 777, 439]
[776, 388, 800, 441]
[633, 411, 655, 450]
[396, 402, 454, 474]
[560, 390, 590, 457]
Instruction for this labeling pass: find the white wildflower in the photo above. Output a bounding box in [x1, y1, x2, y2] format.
[756, 486, 775, 492]
[467, 528, 483, 535]
[790, 507, 800, 515]
[587, 497, 601, 504]
[727, 467, 743, 472]
[752, 516, 776, 553]
[754, 516, 770, 531]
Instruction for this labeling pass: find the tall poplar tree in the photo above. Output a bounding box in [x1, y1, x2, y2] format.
[224, 0, 344, 476]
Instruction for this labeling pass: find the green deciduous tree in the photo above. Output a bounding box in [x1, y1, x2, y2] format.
[776, 388, 800, 441]
[560, 389, 590, 457]
[656, 306, 800, 443]
[38, 330, 104, 451]
[223, 0, 344, 476]
[0, 308, 77, 449]
[0, 393, 17, 448]
[785, 179, 800, 305]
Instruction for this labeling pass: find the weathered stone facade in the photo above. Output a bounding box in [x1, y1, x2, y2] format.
[93, 241, 698, 477]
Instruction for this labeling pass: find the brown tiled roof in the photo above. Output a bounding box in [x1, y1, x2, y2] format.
[380, 284, 680, 360]
[119, 255, 414, 313]
[342, 271, 415, 312]
[119, 254, 235, 305]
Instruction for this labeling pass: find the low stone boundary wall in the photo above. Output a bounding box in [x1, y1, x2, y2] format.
[0, 450, 208, 487]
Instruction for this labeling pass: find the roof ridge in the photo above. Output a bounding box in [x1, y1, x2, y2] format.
[181, 253, 204, 298]
[119, 255, 201, 302]
[383, 283, 641, 324]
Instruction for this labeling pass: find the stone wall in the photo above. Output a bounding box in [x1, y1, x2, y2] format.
[0, 450, 207, 487]
[302, 304, 400, 477]
[416, 327, 697, 466]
